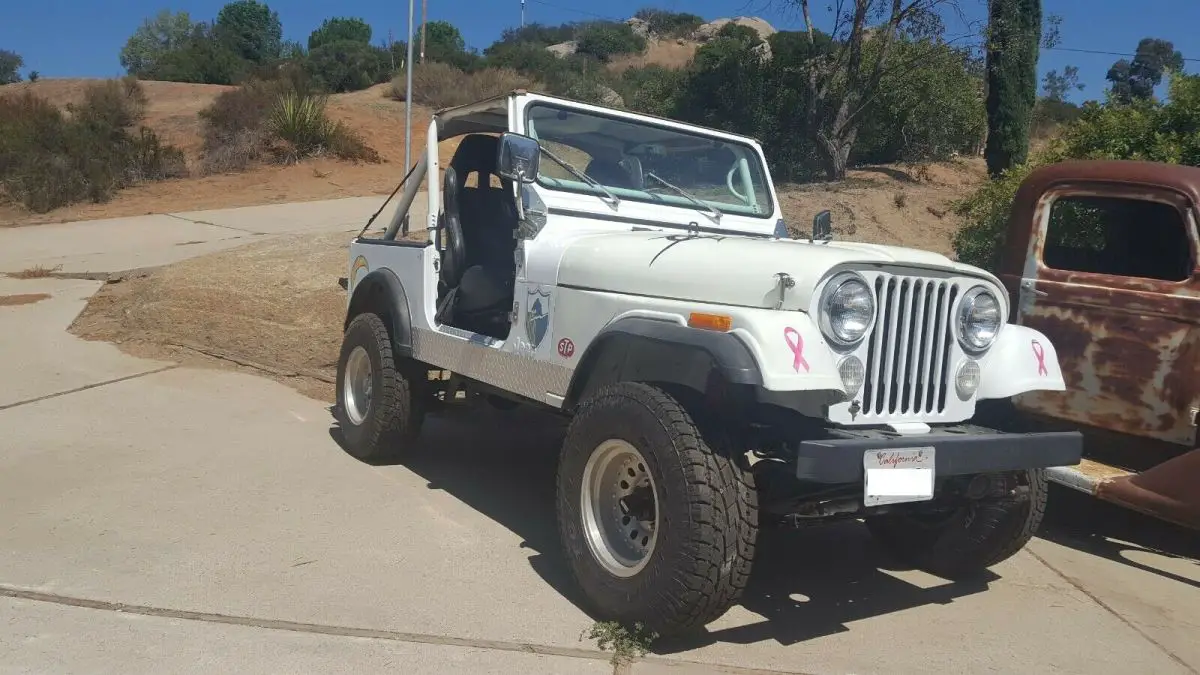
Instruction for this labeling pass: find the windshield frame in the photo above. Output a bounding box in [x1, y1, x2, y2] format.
[521, 101, 776, 220]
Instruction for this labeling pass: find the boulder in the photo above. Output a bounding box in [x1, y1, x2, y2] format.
[692, 16, 777, 43]
[546, 40, 577, 58]
[626, 17, 651, 38]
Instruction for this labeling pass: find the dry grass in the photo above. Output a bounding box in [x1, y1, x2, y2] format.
[608, 38, 699, 73]
[394, 62, 543, 110]
[7, 264, 63, 279]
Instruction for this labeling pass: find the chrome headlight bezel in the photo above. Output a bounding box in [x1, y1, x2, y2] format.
[818, 271, 876, 349]
[956, 285, 1002, 354]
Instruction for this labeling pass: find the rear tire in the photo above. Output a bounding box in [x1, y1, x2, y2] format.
[865, 469, 1048, 578]
[556, 382, 758, 637]
[334, 312, 424, 463]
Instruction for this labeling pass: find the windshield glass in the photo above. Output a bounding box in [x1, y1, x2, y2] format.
[524, 103, 774, 219]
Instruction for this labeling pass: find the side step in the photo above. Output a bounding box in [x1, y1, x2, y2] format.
[1045, 459, 1134, 495]
[1046, 451, 1200, 531]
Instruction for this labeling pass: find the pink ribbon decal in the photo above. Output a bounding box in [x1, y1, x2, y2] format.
[1031, 339, 1048, 376]
[783, 327, 810, 373]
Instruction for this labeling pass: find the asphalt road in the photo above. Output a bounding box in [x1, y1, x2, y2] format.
[1, 202, 1197, 674]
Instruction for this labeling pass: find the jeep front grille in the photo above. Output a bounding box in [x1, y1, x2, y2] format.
[860, 274, 961, 419]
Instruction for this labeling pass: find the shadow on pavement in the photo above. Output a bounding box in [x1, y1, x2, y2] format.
[1037, 485, 1200, 589]
[330, 405, 1001, 650]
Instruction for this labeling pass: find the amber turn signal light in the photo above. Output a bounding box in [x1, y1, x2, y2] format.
[688, 312, 733, 332]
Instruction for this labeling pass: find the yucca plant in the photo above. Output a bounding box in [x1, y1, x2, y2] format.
[268, 92, 334, 163]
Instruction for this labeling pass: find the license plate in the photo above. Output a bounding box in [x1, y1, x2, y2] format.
[863, 446, 935, 507]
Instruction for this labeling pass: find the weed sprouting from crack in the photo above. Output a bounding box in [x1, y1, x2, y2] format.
[584, 620, 658, 666]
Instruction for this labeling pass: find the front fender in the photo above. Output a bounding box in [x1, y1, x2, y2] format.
[729, 311, 844, 393]
[977, 324, 1067, 401]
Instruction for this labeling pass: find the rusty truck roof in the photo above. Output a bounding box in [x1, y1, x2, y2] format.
[1014, 159, 1200, 206]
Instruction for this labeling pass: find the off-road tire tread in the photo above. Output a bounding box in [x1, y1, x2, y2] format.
[335, 313, 423, 462]
[556, 381, 758, 636]
[867, 469, 1048, 579]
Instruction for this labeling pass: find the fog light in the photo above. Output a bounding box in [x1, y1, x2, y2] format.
[839, 355, 865, 398]
[955, 359, 981, 400]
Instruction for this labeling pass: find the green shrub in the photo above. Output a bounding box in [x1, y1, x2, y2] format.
[620, 65, 685, 117]
[199, 80, 379, 171]
[0, 80, 186, 213]
[306, 40, 390, 92]
[574, 22, 647, 62]
[633, 8, 704, 38]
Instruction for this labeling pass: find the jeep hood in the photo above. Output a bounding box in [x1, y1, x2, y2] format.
[556, 231, 995, 310]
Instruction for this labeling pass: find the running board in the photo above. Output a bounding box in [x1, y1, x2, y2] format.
[1046, 452, 1200, 531]
[1045, 459, 1134, 495]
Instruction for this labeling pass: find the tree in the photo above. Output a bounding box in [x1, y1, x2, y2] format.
[1, 49, 24, 84]
[147, 23, 246, 85]
[574, 21, 646, 63]
[415, 21, 465, 61]
[308, 17, 372, 50]
[786, 0, 968, 179]
[1042, 65, 1082, 102]
[984, 0, 1042, 178]
[214, 0, 282, 64]
[1106, 38, 1184, 103]
[307, 41, 389, 92]
[120, 10, 196, 76]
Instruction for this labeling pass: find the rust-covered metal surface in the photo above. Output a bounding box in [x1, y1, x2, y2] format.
[997, 160, 1200, 529]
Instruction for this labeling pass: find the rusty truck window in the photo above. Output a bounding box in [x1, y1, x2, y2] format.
[1043, 195, 1193, 282]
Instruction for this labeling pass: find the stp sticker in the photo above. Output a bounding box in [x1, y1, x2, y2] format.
[557, 338, 575, 358]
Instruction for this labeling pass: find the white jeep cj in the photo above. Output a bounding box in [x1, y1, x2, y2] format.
[335, 91, 1083, 636]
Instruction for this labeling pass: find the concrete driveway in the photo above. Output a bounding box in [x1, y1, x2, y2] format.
[1, 202, 1198, 674]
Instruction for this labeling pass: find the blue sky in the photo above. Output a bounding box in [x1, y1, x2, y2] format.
[2, 0, 1197, 102]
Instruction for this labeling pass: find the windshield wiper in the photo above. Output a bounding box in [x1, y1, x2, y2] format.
[538, 146, 620, 209]
[643, 171, 722, 223]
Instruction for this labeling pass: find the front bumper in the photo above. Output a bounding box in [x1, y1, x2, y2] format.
[795, 424, 1083, 484]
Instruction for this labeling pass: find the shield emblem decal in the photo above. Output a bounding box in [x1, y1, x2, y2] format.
[525, 287, 551, 348]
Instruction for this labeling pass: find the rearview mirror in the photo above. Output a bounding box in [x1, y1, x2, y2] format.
[812, 209, 833, 243]
[497, 132, 541, 184]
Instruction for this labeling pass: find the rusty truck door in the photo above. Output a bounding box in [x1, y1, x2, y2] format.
[1011, 183, 1200, 450]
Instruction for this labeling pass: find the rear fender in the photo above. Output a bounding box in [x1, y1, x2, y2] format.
[344, 268, 413, 357]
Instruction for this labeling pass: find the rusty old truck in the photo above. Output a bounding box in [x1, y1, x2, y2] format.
[988, 159, 1199, 530]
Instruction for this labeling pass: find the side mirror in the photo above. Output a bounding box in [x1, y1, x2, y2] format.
[497, 132, 541, 184]
[811, 209, 833, 243]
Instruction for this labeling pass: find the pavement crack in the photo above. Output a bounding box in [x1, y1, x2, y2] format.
[0, 585, 809, 674]
[0, 366, 179, 412]
[1027, 548, 1197, 674]
[164, 212, 267, 236]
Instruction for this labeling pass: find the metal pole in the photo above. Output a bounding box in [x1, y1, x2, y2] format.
[404, 0, 415, 175]
[420, 0, 428, 63]
[521, 0, 526, 27]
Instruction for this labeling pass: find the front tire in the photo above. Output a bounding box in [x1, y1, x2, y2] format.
[865, 469, 1048, 579]
[556, 382, 758, 637]
[334, 312, 424, 463]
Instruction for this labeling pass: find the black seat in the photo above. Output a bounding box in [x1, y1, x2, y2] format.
[435, 134, 519, 337]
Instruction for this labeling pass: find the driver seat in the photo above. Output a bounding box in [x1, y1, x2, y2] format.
[434, 137, 517, 337]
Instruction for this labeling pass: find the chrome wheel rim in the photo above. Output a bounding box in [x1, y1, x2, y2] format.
[343, 346, 373, 425]
[580, 439, 659, 578]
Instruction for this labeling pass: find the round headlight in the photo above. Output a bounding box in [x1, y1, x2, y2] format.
[956, 286, 1001, 353]
[820, 273, 876, 347]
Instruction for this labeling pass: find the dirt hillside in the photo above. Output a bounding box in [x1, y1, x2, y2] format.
[0, 79, 444, 226]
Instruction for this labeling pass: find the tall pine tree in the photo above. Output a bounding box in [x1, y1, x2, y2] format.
[984, 0, 1042, 178]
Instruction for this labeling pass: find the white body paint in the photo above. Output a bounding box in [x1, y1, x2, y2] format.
[346, 92, 1067, 427]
